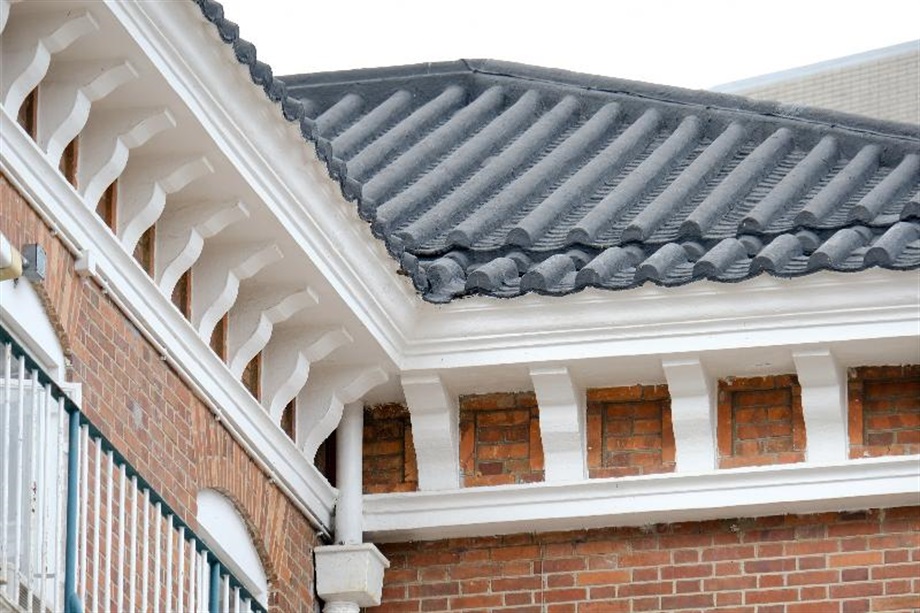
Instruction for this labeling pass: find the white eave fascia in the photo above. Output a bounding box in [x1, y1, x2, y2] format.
[108, 2, 920, 376]
[0, 110, 336, 532]
[402, 269, 920, 370]
[364, 455, 920, 542]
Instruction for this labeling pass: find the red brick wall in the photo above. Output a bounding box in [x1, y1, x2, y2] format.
[365, 404, 418, 493]
[586, 385, 675, 479]
[849, 366, 920, 459]
[718, 375, 806, 469]
[2, 174, 319, 610]
[378, 506, 920, 613]
[459, 392, 545, 487]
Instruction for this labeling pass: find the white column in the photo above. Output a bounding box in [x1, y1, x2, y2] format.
[315, 402, 389, 612]
[529, 366, 587, 482]
[335, 402, 363, 545]
[793, 349, 848, 464]
[662, 358, 717, 472]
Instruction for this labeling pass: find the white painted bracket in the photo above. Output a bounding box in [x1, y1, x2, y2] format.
[191, 242, 283, 341]
[299, 366, 389, 461]
[662, 358, 717, 472]
[227, 286, 318, 377]
[0, 9, 98, 115]
[77, 107, 176, 207]
[0, 0, 24, 37]
[529, 366, 587, 483]
[401, 373, 462, 491]
[117, 155, 214, 253]
[262, 327, 353, 421]
[156, 199, 250, 297]
[793, 349, 848, 464]
[37, 59, 138, 166]
[74, 249, 96, 278]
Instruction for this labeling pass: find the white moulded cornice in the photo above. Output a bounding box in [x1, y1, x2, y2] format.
[0, 110, 336, 531]
[363, 456, 920, 542]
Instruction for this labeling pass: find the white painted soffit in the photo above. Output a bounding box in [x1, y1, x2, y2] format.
[364, 456, 920, 542]
[119, 2, 919, 374]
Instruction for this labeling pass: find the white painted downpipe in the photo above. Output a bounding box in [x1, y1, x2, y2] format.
[335, 401, 364, 546]
[315, 403, 388, 610]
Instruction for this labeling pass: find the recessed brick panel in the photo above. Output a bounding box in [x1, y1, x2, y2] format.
[718, 375, 806, 468]
[459, 392, 544, 487]
[363, 404, 418, 493]
[849, 365, 920, 459]
[586, 385, 675, 478]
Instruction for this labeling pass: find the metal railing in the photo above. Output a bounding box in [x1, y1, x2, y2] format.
[1, 327, 266, 612]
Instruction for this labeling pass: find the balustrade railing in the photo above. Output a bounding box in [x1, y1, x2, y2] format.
[1, 327, 265, 612]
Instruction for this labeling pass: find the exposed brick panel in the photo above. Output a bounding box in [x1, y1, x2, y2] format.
[378, 506, 920, 612]
[718, 375, 806, 469]
[849, 365, 920, 459]
[364, 404, 419, 493]
[459, 392, 544, 487]
[2, 174, 319, 610]
[586, 385, 675, 479]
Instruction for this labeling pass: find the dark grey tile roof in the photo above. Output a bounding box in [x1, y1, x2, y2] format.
[196, 0, 920, 303]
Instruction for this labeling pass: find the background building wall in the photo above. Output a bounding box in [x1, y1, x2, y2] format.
[1, 174, 320, 611]
[714, 42, 920, 124]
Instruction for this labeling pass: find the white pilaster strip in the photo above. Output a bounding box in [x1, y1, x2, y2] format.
[0, 9, 98, 114]
[156, 200, 250, 297]
[117, 155, 214, 253]
[299, 366, 389, 461]
[227, 286, 318, 378]
[78, 107, 176, 206]
[529, 366, 587, 483]
[262, 327, 353, 421]
[37, 59, 138, 165]
[191, 242, 283, 341]
[661, 358, 717, 472]
[401, 374, 461, 491]
[793, 348, 848, 464]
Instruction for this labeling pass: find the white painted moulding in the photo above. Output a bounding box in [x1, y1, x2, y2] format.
[363, 456, 920, 542]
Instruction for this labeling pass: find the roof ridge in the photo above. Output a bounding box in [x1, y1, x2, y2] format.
[462, 59, 920, 143]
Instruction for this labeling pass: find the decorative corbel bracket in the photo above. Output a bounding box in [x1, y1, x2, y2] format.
[401, 373, 462, 491]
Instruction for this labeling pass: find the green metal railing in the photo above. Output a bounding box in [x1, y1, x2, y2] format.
[1, 326, 266, 612]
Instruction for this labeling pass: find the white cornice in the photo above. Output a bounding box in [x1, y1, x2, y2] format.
[402, 270, 919, 370]
[0, 110, 336, 531]
[364, 456, 920, 542]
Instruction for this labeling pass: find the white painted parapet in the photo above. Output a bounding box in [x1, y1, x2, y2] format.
[401, 373, 461, 490]
[793, 348, 849, 464]
[529, 366, 587, 482]
[662, 357, 717, 472]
